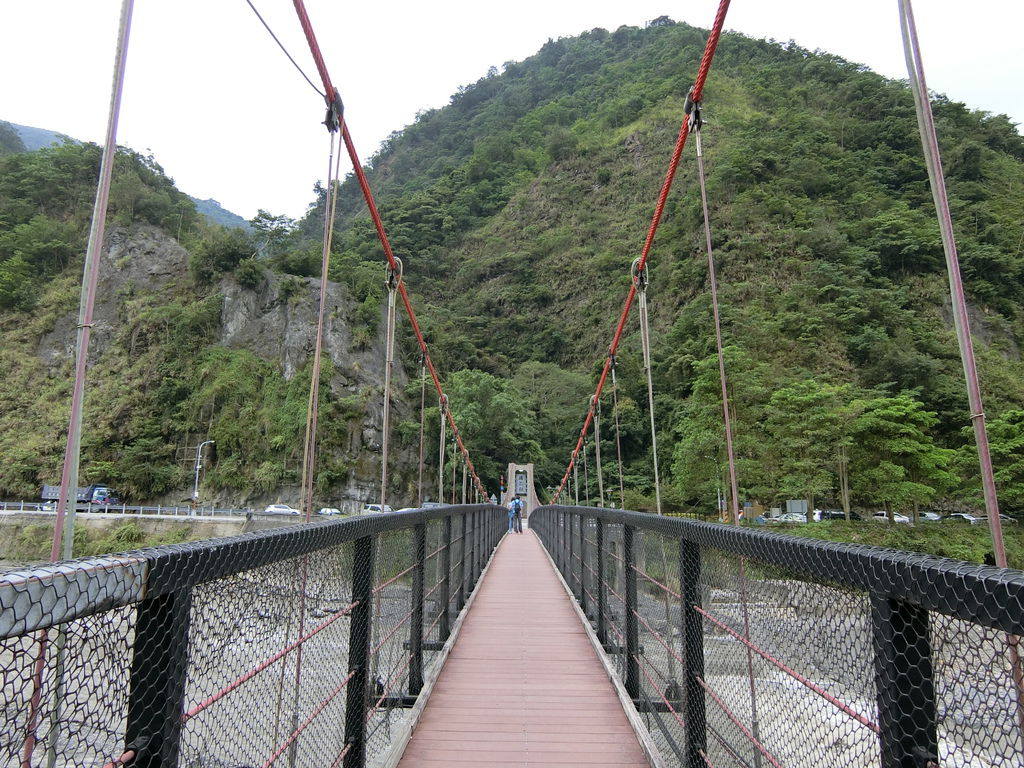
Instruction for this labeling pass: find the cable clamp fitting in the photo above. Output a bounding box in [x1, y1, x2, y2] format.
[385, 257, 403, 290]
[684, 88, 702, 131]
[323, 89, 344, 133]
[631, 257, 650, 289]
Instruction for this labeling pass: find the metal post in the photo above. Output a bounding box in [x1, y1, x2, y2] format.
[596, 519, 607, 645]
[440, 515, 452, 639]
[192, 440, 214, 508]
[681, 540, 707, 768]
[465, 511, 476, 593]
[579, 514, 588, 616]
[455, 513, 466, 610]
[409, 523, 425, 696]
[624, 524, 640, 698]
[124, 590, 192, 767]
[555, 511, 563, 574]
[870, 595, 938, 768]
[568, 513, 576, 595]
[475, 510, 483, 580]
[344, 535, 375, 768]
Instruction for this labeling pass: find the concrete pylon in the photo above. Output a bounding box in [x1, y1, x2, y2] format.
[502, 463, 541, 516]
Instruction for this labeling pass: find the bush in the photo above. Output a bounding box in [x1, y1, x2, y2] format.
[235, 257, 264, 289]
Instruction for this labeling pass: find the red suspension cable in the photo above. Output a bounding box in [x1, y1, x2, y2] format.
[553, 0, 732, 502]
[291, 0, 488, 501]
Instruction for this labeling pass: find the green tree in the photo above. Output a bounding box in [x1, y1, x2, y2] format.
[958, 410, 1024, 515]
[189, 226, 253, 283]
[765, 380, 852, 515]
[512, 360, 591, 487]
[443, 369, 542, 489]
[669, 348, 775, 511]
[848, 394, 956, 518]
[251, 210, 296, 258]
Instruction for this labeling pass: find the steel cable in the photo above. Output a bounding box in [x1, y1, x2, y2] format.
[290, 0, 488, 499]
[610, 359, 626, 509]
[553, 0, 733, 501]
[897, 0, 1024, 740]
[380, 261, 402, 508]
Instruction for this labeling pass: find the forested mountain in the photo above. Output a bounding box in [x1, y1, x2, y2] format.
[319, 20, 1024, 514]
[1, 19, 1022, 523]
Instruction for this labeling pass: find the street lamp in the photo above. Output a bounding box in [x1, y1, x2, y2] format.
[192, 440, 215, 511]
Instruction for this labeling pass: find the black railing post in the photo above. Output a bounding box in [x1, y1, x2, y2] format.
[568, 513, 576, 595]
[440, 515, 452, 639]
[596, 518, 607, 645]
[409, 523, 426, 696]
[579, 515, 589, 616]
[344, 535, 375, 768]
[471, 514, 479, 585]
[554, 511, 561, 572]
[681, 539, 707, 768]
[870, 595, 938, 768]
[124, 590, 192, 767]
[468, 510, 475, 587]
[560, 511, 567, 576]
[624, 524, 640, 698]
[455, 513, 466, 610]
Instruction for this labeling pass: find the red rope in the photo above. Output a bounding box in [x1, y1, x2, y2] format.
[291, 1, 488, 500]
[553, 0, 732, 502]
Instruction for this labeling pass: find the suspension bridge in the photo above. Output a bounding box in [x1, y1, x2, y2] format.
[2, 1, 1023, 767]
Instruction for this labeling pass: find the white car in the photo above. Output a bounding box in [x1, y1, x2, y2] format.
[361, 504, 393, 515]
[317, 507, 343, 516]
[777, 512, 807, 523]
[944, 513, 980, 525]
[264, 504, 300, 515]
[872, 511, 910, 523]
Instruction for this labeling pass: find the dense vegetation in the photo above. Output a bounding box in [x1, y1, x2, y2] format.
[1, 20, 1023, 536]
[316, 21, 1024, 517]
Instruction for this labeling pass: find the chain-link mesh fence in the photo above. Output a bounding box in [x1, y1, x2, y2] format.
[1, 505, 503, 768]
[533, 505, 1024, 768]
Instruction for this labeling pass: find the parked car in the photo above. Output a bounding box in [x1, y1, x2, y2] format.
[999, 514, 1018, 525]
[264, 504, 300, 515]
[872, 511, 910, 523]
[777, 512, 807, 523]
[317, 507, 343, 516]
[918, 511, 942, 522]
[361, 504, 394, 515]
[944, 513, 980, 525]
[818, 509, 861, 521]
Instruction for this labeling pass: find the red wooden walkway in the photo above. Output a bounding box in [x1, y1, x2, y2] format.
[396, 527, 650, 767]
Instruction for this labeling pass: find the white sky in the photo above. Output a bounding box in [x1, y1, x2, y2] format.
[2, 1, 1022, 222]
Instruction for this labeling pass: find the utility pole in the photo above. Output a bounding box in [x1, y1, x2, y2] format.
[192, 440, 215, 513]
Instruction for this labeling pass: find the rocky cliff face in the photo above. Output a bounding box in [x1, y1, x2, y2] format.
[27, 225, 411, 510]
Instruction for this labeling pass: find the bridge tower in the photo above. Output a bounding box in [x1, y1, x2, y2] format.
[501, 462, 541, 516]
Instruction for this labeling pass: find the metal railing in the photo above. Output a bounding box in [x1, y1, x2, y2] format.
[0, 501, 254, 517]
[1, 504, 504, 768]
[532, 505, 1024, 768]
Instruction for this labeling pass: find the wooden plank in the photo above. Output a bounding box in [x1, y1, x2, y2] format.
[396, 531, 650, 767]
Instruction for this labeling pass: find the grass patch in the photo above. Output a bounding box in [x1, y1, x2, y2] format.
[777, 520, 1024, 570]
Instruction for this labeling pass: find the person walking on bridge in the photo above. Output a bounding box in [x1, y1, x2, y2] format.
[508, 495, 524, 534]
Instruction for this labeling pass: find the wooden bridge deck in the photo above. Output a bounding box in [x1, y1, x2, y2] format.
[396, 526, 649, 767]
